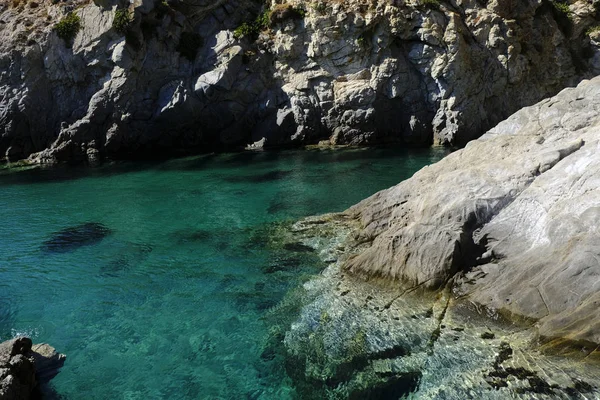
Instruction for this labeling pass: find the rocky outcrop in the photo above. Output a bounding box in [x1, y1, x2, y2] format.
[2, 0, 600, 163]
[0, 337, 66, 399]
[276, 215, 600, 398]
[335, 75, 600, 349]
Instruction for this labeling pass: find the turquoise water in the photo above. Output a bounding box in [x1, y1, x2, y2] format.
[0, 148, 446, 399]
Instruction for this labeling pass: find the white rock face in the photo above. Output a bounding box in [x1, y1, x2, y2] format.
[1, 0, 600, 163]
[343, 75, 600, 346]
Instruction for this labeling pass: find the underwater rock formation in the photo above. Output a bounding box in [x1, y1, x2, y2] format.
[274, 214, 600, 399]
[41, 222, 112, 253]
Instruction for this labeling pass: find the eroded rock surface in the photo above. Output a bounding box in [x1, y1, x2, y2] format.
[2, 0, 600, 163]
[338, 75, 600, 348]
[0, 337, 66, 399]
[274, 215, 600, 399]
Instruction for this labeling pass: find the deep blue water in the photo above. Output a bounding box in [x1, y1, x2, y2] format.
[0, 148, 447, 399]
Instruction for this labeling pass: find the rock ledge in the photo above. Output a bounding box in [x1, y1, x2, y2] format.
[0, 337, 66, 400]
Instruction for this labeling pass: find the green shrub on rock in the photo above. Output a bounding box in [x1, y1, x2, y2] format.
[587, 25, 600, 36]
[233, 10, 271, 39]
[311, 2, 327, 15]
[113, 8, 133, 34]
[550, 0, 571, 16]
[55, 13, 81, 43]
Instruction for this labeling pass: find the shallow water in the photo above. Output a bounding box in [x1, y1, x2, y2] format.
[0, 147, 447, 399]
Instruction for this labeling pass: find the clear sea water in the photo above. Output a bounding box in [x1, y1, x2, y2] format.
[0, 147, 447, 399]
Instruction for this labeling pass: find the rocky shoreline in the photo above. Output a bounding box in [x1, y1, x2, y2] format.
[2, 0, 600, 164]
[0, 337, 65, 399]
[271, 75, 600, 398]
[265, 213, 600, 398]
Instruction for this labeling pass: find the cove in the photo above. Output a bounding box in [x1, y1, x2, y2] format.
[0, 147, 447, 399]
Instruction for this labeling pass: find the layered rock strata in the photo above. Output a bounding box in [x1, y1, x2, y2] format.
[2, 0, 600, 163]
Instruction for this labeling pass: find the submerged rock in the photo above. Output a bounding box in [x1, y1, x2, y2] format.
[276, 222, 600, 398]
[41, 222, 112, 253]
[0, 337, 65, 400]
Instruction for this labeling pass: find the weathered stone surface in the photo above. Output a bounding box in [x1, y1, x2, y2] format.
[0, 338, 65, 400]
[1, 0, 600, 163]
[277, 215, 600, 399]
[338, 75, 600, 347]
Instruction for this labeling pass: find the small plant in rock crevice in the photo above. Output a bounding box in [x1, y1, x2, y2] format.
[113, 8, 133, 34]
[270, 3, 306, 24]
[234, 4, 306, 41]
[550, 0, 572, 17]
[55, 12, 81, 43]
[586, 25, 600, 36]
[233, 10, 270, 39]
[312, 2, 327, 15]
[548, 0, 574, 36]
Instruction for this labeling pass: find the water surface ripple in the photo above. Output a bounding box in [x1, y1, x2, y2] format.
[0, 148, 447, 399]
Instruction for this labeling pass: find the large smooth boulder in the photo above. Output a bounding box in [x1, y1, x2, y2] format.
[343, 75, 600, 347]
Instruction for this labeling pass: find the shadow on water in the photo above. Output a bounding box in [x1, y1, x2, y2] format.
[0, 161, 164, 186]
[223, 170, 292, 184]
[0, 146, 450, 188]
[41, 223, 112, 254]
[347, 372, 422, 400]
[282, 243, 315, 253]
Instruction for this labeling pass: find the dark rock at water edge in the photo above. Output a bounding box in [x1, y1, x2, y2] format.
[0, 337, 66, 400]
[41, 222, 112, 253]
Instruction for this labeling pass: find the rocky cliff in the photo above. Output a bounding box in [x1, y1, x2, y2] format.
[275, 75, 600, 398]
[0, 337, 66, 399]
[2, 0, 600, 163]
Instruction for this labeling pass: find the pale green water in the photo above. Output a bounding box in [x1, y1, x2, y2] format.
[0, 148, 447, 399]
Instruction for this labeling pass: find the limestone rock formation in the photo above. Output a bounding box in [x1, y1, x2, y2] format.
[2, 0, 600, 163]
[0, 337, 66, 399]
[277, 214, 600, 398]
[340, 75, 600, 348]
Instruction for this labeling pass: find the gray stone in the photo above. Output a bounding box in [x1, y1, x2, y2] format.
[333, 75, 600, 348]
[0, 337, 65, 400]
[2, 0, 600, 163]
